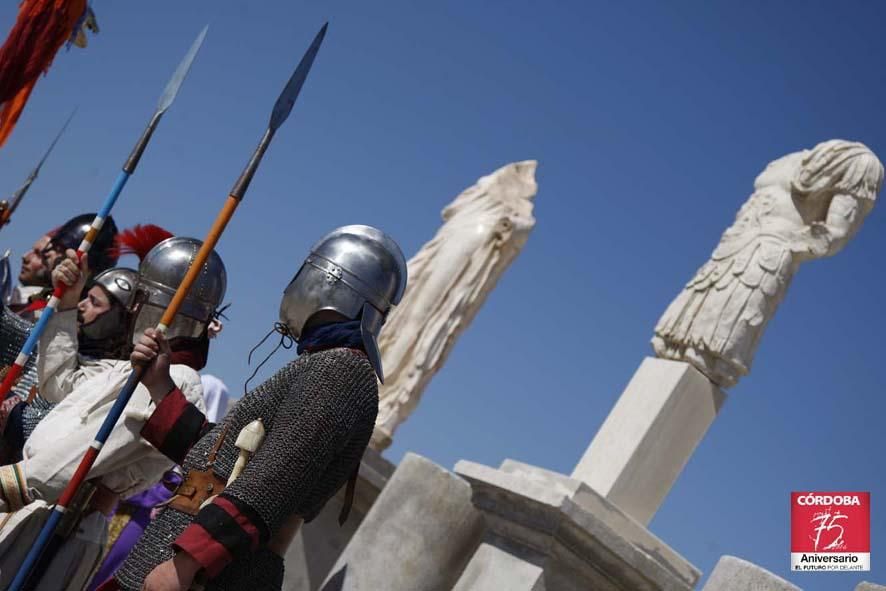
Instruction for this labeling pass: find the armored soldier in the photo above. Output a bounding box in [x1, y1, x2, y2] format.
[0, 213, 119, 405]
[0, 234, 226, 590]
[0, 225, 174, 457]
[7, 213, 118, 321]
[0, 264, 140, 458]
[105, 225, 406, 591]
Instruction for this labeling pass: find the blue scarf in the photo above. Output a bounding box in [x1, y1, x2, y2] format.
[296, 320, 364, 355]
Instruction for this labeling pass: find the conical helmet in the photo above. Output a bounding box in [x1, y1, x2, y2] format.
[280, 225, 407, 382]
[132, 237, 226, 342]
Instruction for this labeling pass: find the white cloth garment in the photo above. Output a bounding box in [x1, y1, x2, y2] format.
[9, 284, 43, 308]
[22, 309, 205, 502]
[0, 309, 205, 589]
[0, 503, 108, 590]
[200, 373, 231, 422]
[9, 284, 46, 321]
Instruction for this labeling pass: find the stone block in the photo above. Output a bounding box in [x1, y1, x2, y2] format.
[319, 453, 485, 591]
[701, 555, 800, 591]
[452, 542, 545, 591]
[455, 459, 700, 591]
[282, 447, 395, 591]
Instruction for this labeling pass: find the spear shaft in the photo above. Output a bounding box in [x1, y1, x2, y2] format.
[10, 23, 327, 590]
[0, 27, 206, 405]
[0, 108, 76, 229]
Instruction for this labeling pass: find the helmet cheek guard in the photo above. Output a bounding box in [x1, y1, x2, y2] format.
[360, 302, 385, 383]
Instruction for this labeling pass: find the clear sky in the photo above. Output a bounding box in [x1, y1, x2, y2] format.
[1, 1, 884, 589]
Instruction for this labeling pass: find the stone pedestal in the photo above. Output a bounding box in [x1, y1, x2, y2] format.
[319, 453, 485, 591]
[454, 459, 700, 591]
[453, 542, 545, 591]
[572, 357, 726, 525]
[700, 556, 799, 591]
[283, 448, 395, 591]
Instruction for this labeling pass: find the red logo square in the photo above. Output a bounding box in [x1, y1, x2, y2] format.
[791, 491, 870, 572]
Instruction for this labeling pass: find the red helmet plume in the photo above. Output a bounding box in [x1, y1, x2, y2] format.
[111, 224, 173, 261]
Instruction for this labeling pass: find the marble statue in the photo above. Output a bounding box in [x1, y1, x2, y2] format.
[371, 160, 538, 450]
[653, 140, 883, 388]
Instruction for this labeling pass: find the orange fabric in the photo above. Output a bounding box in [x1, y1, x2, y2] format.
[0, 79, 35, 146]
[0, 0, 86, 146]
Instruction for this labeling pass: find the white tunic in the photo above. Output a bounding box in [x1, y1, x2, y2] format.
[200, 374, 231, 422]
[0, 309, 205, 590]
[22, 309, 206, 503]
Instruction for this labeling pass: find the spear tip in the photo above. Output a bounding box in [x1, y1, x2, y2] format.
[268, 22, 329, 131]
[156, 25, 209, 114]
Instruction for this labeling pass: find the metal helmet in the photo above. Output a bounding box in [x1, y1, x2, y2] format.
[280, 225, 407, 382]
[132, 237, 227, 343]
[50, 213, 119, 274]
[92, 267, 138, 309]
[80, 267, 138, 360]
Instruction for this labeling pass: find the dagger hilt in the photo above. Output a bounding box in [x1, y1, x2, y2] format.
[228, 419, 266, 485]
[190, 419, 266, 591]
[197, 419, 266, 511]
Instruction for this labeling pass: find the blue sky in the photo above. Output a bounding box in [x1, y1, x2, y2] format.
[1, 1, 884, 588]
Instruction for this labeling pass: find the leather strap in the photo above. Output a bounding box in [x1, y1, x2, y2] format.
[169, 426, 229, 516]
[338, 466, 359, 525]
[169, 468, 227, 516]
[206, 424, 228, 467]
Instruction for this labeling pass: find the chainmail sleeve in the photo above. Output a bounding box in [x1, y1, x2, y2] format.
[0, 303, 38, 399]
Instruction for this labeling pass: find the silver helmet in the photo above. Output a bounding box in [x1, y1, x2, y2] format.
[132, 237, 227, 342]
[280, 225, 407, 382]
[92, 268, 138, 309]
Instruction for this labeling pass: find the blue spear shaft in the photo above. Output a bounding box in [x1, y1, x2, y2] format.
[0, 26, 207, 404]
[10, 23, 327, 590]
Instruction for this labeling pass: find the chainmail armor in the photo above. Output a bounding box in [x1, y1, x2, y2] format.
[22, 396, 55, 440]
[115, 347, 378, 590]
[0, 303, 38, 399]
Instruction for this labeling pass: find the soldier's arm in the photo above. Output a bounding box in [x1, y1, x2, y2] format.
[136, 330, 212, 464]
[36, 252, 89, 401]
[35, 309, 83, 401]
[90, 366, 207, 496]
[140, 386, 213, 465]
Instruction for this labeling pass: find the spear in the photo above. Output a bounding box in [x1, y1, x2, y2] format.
[0, 108, 76, 230]
[10, 23, 329, 590]
[0, 27, 207, 404]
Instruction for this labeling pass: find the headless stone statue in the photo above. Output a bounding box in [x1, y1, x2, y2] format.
[372, 161, 538, 450]
[653, 140, 883, 388]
